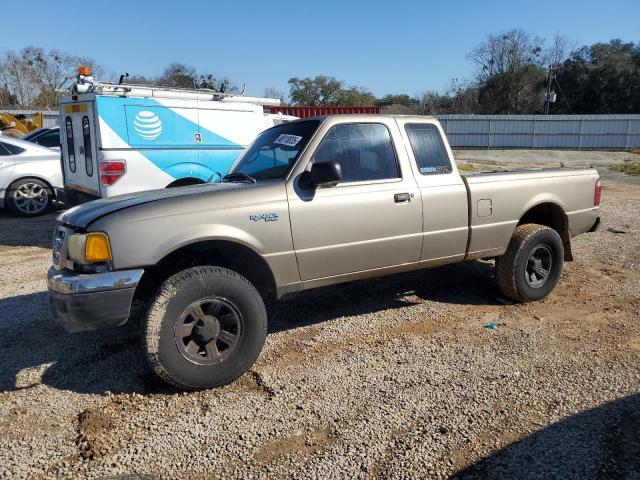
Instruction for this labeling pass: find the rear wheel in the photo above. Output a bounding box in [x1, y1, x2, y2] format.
[143, 266, 267, 389]
[496, 224, 564, 302]
[6, 177, 53, 217]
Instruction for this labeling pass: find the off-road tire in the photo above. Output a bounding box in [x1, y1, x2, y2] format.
[143, 266, 267, 390]
[6, 177, 53, 217]
[496, 224, 564, 302]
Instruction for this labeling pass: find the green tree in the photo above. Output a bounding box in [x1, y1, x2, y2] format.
[334, 86, 376, 106]
[377, 94, 415, 107]
[554, 40, 640, 114]
[287, 76, 343, 105]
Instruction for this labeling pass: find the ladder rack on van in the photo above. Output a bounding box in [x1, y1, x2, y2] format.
[74, 73, 281, 107]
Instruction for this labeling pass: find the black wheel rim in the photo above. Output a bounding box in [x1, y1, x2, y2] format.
[175, 297, 242, 365]
[525, 245, 553, 288]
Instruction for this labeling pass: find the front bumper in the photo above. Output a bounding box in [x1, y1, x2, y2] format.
[48, 267, 144, 333]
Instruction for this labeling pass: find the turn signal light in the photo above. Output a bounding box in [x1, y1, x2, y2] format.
[78, 65, 92, 76]
[85, 233, 112, 263]
[99, 160, 126, 186]
[594, 179, 602, 206]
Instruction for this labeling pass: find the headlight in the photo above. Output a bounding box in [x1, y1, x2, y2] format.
[68, 232, 113, 264]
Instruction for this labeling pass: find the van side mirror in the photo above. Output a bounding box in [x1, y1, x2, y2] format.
[303, 160, 342, 188]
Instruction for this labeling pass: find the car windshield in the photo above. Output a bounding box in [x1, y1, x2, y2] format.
[229, 120, 320, 181]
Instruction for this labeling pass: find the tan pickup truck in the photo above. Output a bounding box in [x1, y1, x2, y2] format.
[48, 115, 602, 389]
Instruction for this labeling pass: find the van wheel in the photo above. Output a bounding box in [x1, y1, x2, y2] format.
[6, 178, 53, 217]
[495, 224, 564, 302]
[143, 266, 267, 390]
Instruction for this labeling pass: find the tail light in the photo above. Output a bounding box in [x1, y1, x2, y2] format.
[594, 179, 602, 206]
[99, 160, 126, 186]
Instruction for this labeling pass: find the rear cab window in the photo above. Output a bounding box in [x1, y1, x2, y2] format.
[405, 123, 452, 175]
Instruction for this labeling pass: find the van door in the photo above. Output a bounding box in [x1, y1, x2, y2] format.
[60, 102, 100, 197]
[197, 103, 263, 180]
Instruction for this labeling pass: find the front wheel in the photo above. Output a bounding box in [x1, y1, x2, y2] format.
[6, 178, 53, 217]
[143, 266, 267, 389]
[495, 224, 564, 302]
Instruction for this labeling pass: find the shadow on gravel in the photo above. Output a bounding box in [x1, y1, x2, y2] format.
[453, 393, 640, 480]
[268, 260, 500, 334]
[0, 210, 60, 248]
[0, 291, 171, 395]
[0, 260, 500, 395]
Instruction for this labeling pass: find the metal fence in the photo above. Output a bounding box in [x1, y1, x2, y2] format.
[4, 110, 639, 150]
[436, 114, 640, 150]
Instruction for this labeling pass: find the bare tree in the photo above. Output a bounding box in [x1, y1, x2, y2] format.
[0, 47, 102, 109]
[468, 29, 546, 113]
[264, 86, 286, 103]
[546, 33, 575, 66]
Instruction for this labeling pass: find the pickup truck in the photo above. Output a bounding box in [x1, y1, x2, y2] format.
[48, 115, 602, 389]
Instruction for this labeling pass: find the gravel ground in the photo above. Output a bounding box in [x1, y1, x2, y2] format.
[0, 156, 638, 480]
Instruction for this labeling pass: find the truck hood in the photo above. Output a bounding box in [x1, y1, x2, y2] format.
[59, 182, 247, 228]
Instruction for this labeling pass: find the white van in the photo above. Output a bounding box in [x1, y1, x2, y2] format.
[59, 69, 294, 204]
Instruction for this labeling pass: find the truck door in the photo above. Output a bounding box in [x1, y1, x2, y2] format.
[60, 102, 100, 197]
[287, 120, 423, 282]
[396, 119, 469, 262]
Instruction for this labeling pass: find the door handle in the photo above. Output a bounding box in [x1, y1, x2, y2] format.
[394, 193, 411, 203]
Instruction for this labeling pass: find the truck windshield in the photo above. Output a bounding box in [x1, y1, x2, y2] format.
[229, 120, 320, 181]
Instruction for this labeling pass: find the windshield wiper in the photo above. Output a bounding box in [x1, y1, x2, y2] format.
[222, 172, 257, 183]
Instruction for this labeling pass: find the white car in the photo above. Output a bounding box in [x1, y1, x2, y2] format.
[0, 136, 62, 216]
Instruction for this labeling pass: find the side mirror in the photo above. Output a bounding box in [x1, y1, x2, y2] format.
[303, 160, 342, 188]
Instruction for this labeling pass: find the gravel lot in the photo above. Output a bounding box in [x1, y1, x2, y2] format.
[0, 153, 639, 480]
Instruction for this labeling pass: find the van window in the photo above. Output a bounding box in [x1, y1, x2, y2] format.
[0, 142, 10, 156]
[82, 116, 93, 176]
[65, 117, 76, 172]
[314, 123, 399, 182]
[405, 124, 452, 175]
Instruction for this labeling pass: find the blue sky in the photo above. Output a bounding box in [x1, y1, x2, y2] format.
[2, 0, 639, 98]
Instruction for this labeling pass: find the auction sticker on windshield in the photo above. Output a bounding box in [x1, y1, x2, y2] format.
[274, 134, 303, 147]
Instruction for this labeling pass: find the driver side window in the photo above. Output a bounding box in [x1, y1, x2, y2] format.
[314, 123, 400, 183]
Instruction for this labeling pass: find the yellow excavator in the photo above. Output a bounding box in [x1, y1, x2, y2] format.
[0, 112, 43, 136]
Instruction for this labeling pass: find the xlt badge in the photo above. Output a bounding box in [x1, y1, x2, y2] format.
[250, 213, 279, 222]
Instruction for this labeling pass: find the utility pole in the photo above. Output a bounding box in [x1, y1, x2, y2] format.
[544, 65, 558, 114]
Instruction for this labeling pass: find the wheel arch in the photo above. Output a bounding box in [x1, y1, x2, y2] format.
[166, 177, 206, 188]
[135, 238, 278, 305]
[5, 175, 57, 201]
[517, 201, 572, 261]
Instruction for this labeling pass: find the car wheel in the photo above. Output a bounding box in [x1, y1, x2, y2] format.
[143, 266, 267, 389]
[6, 177, 53, 217]
[496, 224, 564, 302]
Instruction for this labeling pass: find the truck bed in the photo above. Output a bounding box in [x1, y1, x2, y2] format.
[462, 167, 600, 258]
